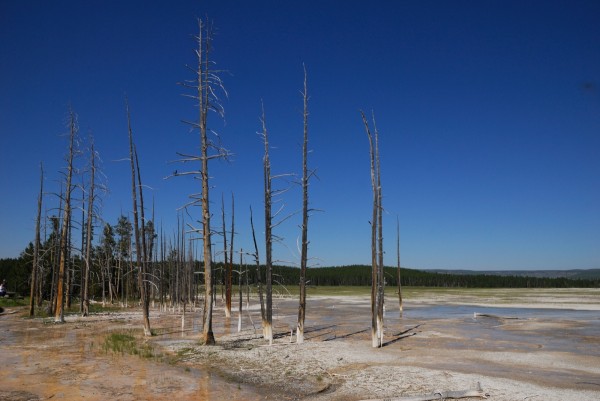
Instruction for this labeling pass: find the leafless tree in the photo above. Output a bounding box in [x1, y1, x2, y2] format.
[296, 66, 312, 343]
[126, 100, 151, 336]
[397, 216, 403, 315]
[81, 142, 96, 316]
[237, 248, 243, 332]
[260, 104, 274, 341]
[171, 18, 229, 345]
[48, 212, 61, 315]
[374, 114, 384, 345]
[55, 109, 78, 323]
[220, 193, 234, 318]
[227, 193, 235, 317]
[221, 195, 229, 315]
[361, 110, 384, 347]
[134, 145, 152, 334]
[29, 163, 43, 317]
[250, 206, 266, 328]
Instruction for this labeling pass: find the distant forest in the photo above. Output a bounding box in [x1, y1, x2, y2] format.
[1, 255, 598, 296]
[266, 264, 600, 289]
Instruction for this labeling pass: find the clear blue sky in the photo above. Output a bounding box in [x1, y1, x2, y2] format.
[1, 1, 599, 270]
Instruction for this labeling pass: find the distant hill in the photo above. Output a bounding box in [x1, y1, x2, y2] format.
[421, 268, 600, 280]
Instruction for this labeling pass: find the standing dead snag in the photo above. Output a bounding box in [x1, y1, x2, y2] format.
[260, 104, 274, 342]
[237, 248, 243, 332]
[228, 193, 235, 317]
[257, 103, 294, 342]
[126, 100, 151, 336]
[374, 114, 384, 345]
[134, 146, 152, 335]
[82, 142, 96, 317]
[297, 66, 311, 344]
[221, 195, 230, 317]
[55, 109, 77, 323]
[29, 162, 43, 317]
[250, 206, 266, 327]
[172, 18, 229, 345]
[361, 110, 384, 347]
[397, 216, 403, 315]
[221, 193, 235, 318]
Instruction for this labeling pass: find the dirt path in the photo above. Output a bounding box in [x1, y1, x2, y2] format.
[1, 288, 599, 400]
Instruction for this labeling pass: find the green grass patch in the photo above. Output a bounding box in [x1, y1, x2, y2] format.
[102, 331, 157, 359]
[0, 297, 29, 308]
[103, 332, 136, 354]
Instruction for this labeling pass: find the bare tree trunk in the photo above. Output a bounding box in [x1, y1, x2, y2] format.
[134, 146, 151, 335]
[397, 216, 403, 316]
[55, 110, 77, 323]
[65, 214, 73, 310]
[361, 110, 382, 347]
[220, 193, 235, 317]
[238, 248, 243, 332]
[297, 66, 310, 344]
[37, 211, 45, 308]
[172, 18, 229, 343]
[29, 163, 43, 317]
[260, 104, 273, 342]
[82, 143, 95, 316]
[228, 194, 234, 318]
[221, 195, 231, 318]
[374, 114, 384, 346]
[180, 18, 228, 345]
[249, 206, 265, 327]
[79, 203, 85, 313]
[126, 100, 152, 336]
[49, 212, 60, 315]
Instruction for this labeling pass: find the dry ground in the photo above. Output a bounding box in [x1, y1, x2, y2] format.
[1, 288, 599, 400]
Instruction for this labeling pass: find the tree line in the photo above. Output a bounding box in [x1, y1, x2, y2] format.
[260, 264, 600, 289]
[3, 255, 597, 299]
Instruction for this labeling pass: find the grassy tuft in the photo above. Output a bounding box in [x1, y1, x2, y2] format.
[0, 297, 29, 308]
[102, 331, 156, 359]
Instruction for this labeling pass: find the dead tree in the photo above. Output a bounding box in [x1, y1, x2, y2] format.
[296, 66, 311, 344]
[65, 206, 75, 311]
[260, 104, 274, 341]
[171, 18, 229, 345]
[374, 114, 384, 344]
[134, 146, 152, 334]
[227, 193, 235, 317]
[258, 103, 294, 342]
[220, 193, 234, 318]
[237, 248, 243, 332]
[48, 212, 61, 315]
[29, 163, 43, 317]
[397, 216, 403, 315]
[81, 142, 95, 316]
[361, 110, 384, 347]
[250, 206, 266, 327]
[55, 109, 78, 323]
[126, 100, 152, 336]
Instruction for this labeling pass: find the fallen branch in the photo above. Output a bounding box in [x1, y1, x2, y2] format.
[359, 383, 488, 401]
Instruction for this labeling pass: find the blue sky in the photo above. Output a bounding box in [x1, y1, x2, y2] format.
[1, 1, 599, 270]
